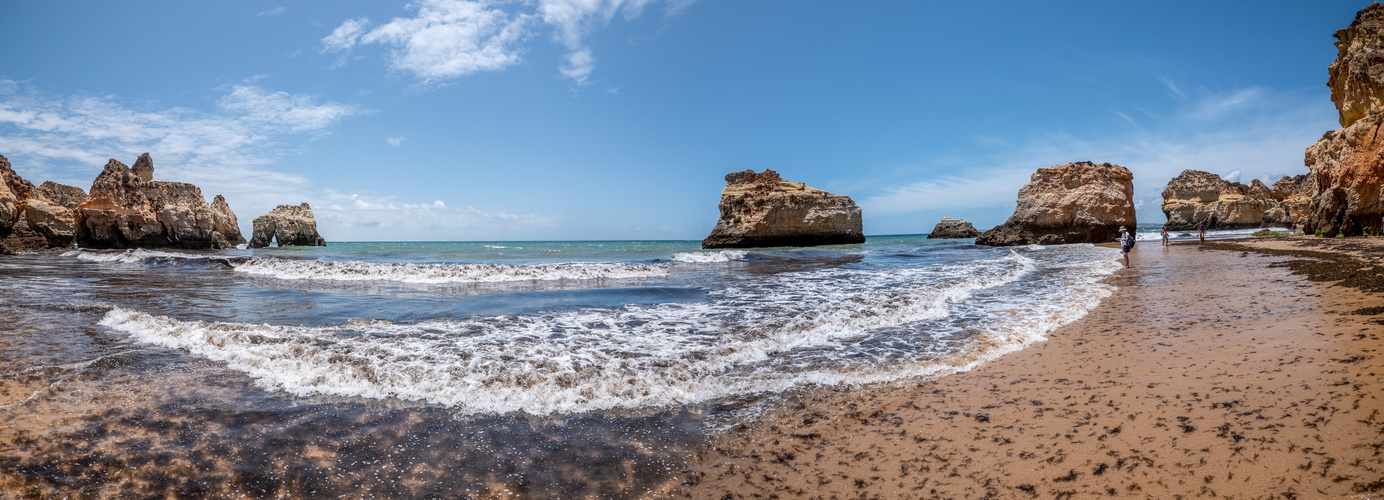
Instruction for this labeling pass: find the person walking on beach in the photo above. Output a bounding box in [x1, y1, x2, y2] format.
[1198, 222, 1206, 242]
[1160, 227, 1169, 247]
[1119, 226, 1134, 268]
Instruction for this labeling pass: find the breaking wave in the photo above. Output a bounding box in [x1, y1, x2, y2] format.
[98, 248, 1121, 415]
[230, 258, 671, 284]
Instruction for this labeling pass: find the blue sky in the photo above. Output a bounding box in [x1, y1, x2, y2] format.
[0, 1, 1366, 241]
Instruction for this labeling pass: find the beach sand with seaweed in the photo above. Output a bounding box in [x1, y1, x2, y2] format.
[673, 237, 1384, 499]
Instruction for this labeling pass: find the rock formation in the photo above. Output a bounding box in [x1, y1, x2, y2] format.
[74, 153, 245, 249]
[0, 155, 87, 253]
[701, 169, 864, 249]
[1159, 170, 1288, 230]
[1300, 4, 1384, 236]
[975, 161, 1136, 246]
[926, 216, 981, 239]
[1267, 174, 1314, 227]
[249, 203, 326, 248]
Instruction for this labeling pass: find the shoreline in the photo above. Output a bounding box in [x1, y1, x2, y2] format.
[670, 236, 1384, 498]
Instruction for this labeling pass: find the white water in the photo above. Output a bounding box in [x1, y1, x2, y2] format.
[98, 246, 1123, 415]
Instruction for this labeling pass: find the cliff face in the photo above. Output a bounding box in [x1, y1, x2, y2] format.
[976, 161, 1136, 246]
[926, 217, 981, 239]
[249, 203, 326, 248]
[74, 154, 246, 249]
[702, 169, 864, 249]
[1160, 170, 1288, 230]
[0, 155, 87, 253]
[1302, 4, 1384, 236]
[1267, 174, 1315, 227]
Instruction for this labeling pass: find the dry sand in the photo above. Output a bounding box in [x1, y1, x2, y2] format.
[671, 237, 1384, 499]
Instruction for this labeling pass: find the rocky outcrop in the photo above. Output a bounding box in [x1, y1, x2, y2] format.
[976, 162, 1135, 246]
[74, 153, 245, 249]
[926, 217, 981, 239]
[701, 169, 864, 249]
[1267, 174, 1314, 227]
[1160, 170, 1286, 230]
[1300, 4, 1384, 236]
[249, 203, 326, 248]
[1330, 3, 1384, 129]
[0, 155, 87, 253]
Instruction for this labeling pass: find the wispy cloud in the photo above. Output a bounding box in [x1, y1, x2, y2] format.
[860, 85, 1334, 225]
[323, 0, 692, 86]
[256, 6, 285, 17]
[0, 80, 357, 229]
[0, 81, 558, 240]
[316, 190, 560, 240]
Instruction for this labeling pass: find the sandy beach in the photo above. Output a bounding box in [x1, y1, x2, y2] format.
[672, 237, 1384, 499]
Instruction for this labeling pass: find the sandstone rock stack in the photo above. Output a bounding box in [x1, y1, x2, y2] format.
[976, 162, 1136, 246]
[1301, 4, 1384, 236]
[1267, 174, 1314, 227]
[0, 155, 87, 253]
[1159, 170, 1299, 230]
[249, 203, 326, 248]
[74, 153, 245, 249]
[926, 217, 981, 239]
[702, 169, 864, 249]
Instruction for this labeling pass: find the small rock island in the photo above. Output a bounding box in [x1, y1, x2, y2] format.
[249, 203, 327, 248]
[702, 169, 864, 249]
[976, 161, 1136, 246]
[926, 217, 981, 239]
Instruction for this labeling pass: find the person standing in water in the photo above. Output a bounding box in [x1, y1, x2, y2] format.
[1161, 226, 1169, 247]
[1198, 222, 1206, 242]
[1119, 226, 1134, 268]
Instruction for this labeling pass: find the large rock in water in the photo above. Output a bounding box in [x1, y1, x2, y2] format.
[1159, 170, 1284, 230]
[0, 154, 87, 253]
[701, 169, 864, 249]
[926, 216, 981, 239]
[976, 161, 1136, 246]
[249, 203, 326, 248]
[1301, 4, 1384, 236]
[74, 154, 245, 249]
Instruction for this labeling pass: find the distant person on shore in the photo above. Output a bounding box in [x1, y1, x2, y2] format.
[1198, 222, 1206, 242]
[1161, 227, 1169, 247]
[1119, 226, 1134, 268]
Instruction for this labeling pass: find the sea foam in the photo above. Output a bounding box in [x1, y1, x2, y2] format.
[96, 248, 1126, 416]
[230, 258, 671, 284]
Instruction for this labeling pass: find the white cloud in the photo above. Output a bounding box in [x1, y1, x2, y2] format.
[322, 17, 370, 53]
[257, 6, 285, 17]
[324, 0, 693, 86]
[386, 136, 404, 146]
[0, 80, 359, 234]
[860, 85, 1334, 227]
[324, 1, 530, 84]
[1223, 169, 1242, 183]
[316, 190, 560, 240]
[217, 85, 359, 134]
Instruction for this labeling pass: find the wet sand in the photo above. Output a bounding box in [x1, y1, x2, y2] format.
[673, 237, 1384, 499]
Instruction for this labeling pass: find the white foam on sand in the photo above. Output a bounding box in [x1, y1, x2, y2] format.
[99, 247, 1123, 415]
[670, 250, 748, 263]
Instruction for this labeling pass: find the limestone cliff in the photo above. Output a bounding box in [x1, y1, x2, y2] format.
[0, 155, 87, 253]
[74, 153, 245, 249]
[702, 169, 864, 249]
[1301, 4, 1384, 236]
[1267, 174, 1314, 227]
[976, 162, 1136, 246]
[249, 203, 326, 248]
[926, 217, 981, 239]
[1159, 170, 1284, 230]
